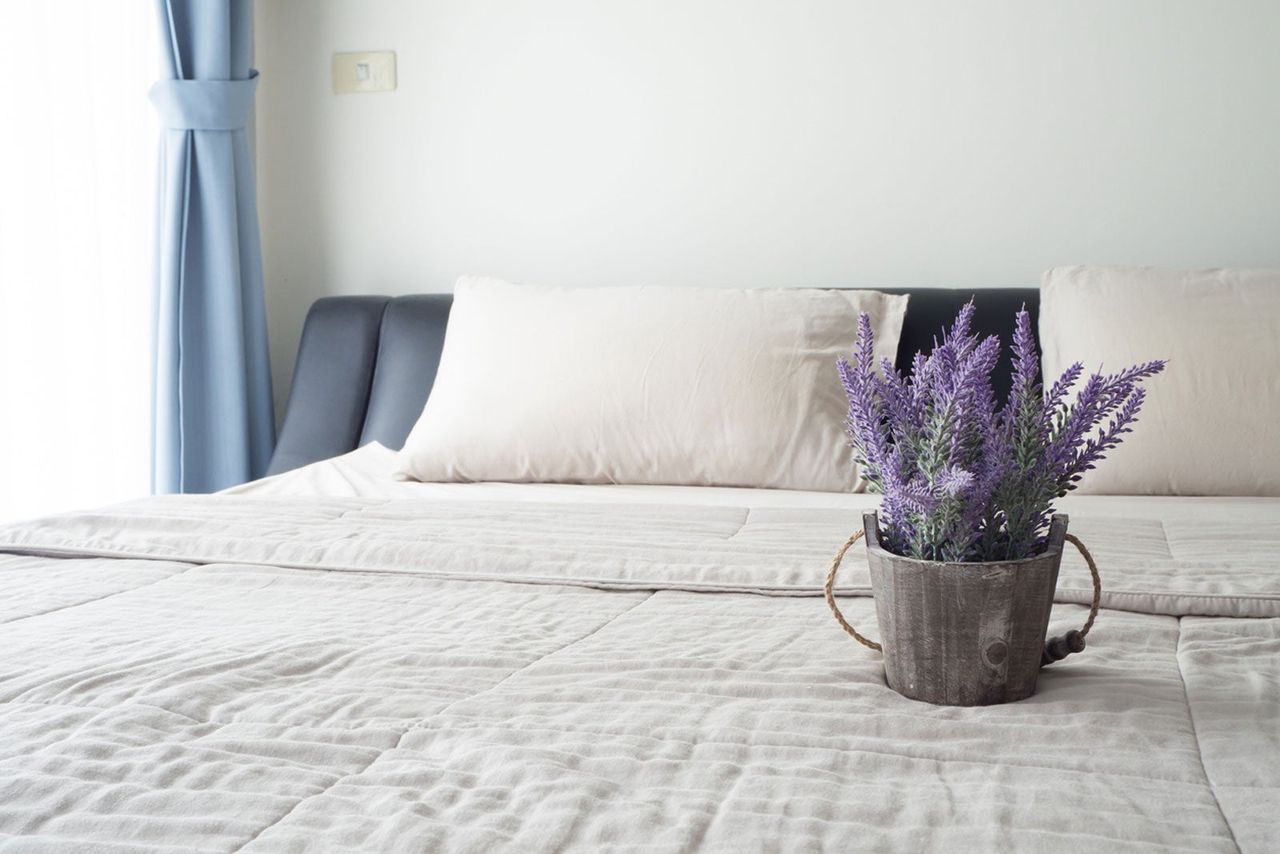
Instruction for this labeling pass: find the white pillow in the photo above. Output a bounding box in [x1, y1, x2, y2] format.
[1039, 265, 1280, 496]
[395, 277, 909, 492]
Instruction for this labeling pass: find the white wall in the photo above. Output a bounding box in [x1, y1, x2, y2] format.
[254, 0, 1280, 416]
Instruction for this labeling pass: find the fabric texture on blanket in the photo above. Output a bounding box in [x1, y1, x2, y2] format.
[2, 495, 1278, 618]
[0, 493, 1277, 852]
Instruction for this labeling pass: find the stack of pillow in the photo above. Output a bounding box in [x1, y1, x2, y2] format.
[395, 267, 1280, 496]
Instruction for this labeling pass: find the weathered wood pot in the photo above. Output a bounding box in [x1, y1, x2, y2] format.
[861, 512, 1069, 706]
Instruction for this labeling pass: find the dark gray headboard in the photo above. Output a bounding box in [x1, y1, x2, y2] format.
[267, 287, 1039, 476]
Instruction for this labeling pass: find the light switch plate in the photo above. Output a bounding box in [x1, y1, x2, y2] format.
[332, 51, 396, 94]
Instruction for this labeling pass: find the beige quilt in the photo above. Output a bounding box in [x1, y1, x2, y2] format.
[0, 495, 1276, 852]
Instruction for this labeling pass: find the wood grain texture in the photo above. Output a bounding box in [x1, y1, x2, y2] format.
[863, 513, 1068, 706]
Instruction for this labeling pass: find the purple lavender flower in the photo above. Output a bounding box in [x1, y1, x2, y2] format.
[840, 301, 1165, 562]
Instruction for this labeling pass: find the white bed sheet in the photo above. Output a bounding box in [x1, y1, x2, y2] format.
[227, 442, 1280, 525]
[224, 442, 880, 508]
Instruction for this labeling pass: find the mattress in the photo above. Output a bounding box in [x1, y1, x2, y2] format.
[0, 449, 1277, 852]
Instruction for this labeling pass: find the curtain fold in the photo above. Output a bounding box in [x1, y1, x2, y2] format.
[149, 0, 274, 494]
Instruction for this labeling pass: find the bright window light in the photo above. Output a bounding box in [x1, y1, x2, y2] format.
[0, 4, 156, 522]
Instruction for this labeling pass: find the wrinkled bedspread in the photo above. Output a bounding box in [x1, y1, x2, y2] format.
[0, 495, 1277, 852]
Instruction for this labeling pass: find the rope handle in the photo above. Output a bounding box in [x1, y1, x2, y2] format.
[822, 530, 1103, 666]
[822, 531, 880, 651]
[1042, 533, 1101, 666]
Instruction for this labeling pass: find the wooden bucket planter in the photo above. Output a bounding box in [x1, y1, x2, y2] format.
[825, 512, 1100, 706]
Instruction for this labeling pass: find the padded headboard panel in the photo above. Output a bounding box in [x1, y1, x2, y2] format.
[267, 287, 1038, 476]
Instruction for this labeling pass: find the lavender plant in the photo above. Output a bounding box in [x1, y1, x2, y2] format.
[839, 302, 1164, 562]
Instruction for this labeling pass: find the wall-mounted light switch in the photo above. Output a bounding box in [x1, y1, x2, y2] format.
[332, 51, 396, 94]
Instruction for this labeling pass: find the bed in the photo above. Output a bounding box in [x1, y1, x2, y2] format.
[1, 287, 1276, 852]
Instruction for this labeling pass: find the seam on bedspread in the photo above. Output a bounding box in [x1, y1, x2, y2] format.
[5, 544, 1280, 618]
[0, 695, 1234, 792]
[409, 591, 657, 730]
[0, 698, 208, 727]
[229, 591, 656, 852]
[1157, 518, 1176, 562]
[1175, 617, 1242, 854]
[396, 716, 1228, 789]
[721, 507, 751, 540]
[0, 564, 196, 627]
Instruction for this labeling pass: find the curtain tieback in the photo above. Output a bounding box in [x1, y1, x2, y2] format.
[149, 71, 259, 131]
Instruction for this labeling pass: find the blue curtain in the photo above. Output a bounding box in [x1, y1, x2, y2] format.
[149, 0, 274, 493]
